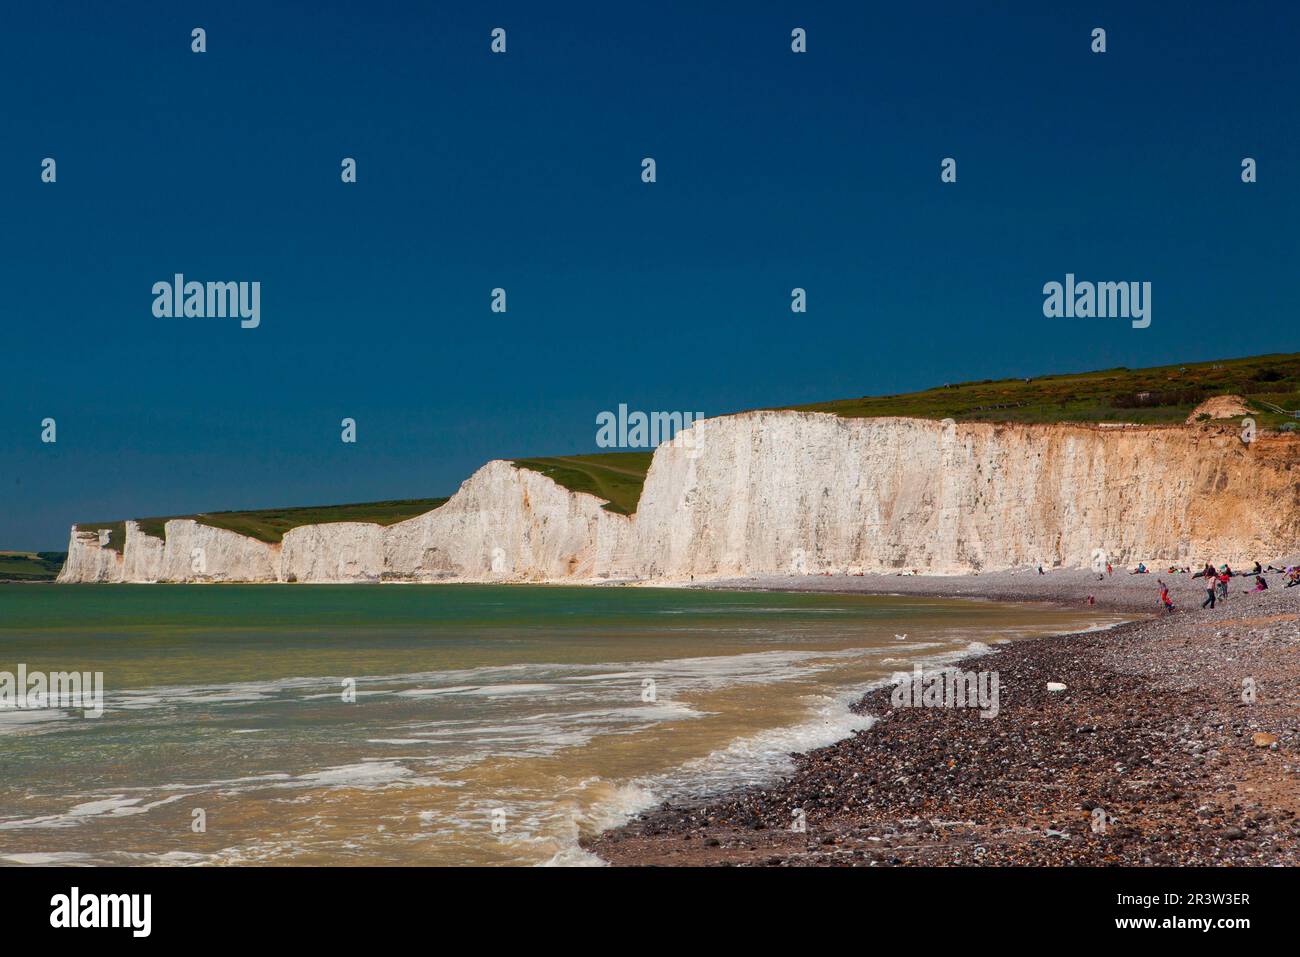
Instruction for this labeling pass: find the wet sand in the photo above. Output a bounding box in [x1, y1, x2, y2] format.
[585, 566, 1300, 865]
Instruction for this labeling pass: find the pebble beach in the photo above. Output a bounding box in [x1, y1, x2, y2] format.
[585, 566, 1300, 865]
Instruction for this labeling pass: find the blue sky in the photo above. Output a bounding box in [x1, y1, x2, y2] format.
[2, 1, 1297, 550]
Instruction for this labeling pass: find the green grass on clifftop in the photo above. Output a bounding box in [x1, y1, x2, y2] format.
[77, 499, 449, 546]
[784, 352, 1300, 429]
[512, 453, 654, 515]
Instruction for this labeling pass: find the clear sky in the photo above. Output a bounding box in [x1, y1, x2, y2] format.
[2, 1, 1297, 550]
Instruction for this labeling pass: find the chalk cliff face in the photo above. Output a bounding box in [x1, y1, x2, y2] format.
[121, 521, 165, 581]
[281, 523, 384, 583]
[56, 412, 1300, 583]
[621, 412, 1300, 577]
[155, 520, 280, 583]
[382, 461, 631, 582]
[61, 529, 127, 583]
[57, 461, 633, 584]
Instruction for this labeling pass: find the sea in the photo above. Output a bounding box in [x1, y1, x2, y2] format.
[0, 584, 1127, 866]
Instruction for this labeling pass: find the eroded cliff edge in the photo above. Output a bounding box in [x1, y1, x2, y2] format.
[57, 412, 1300, 583]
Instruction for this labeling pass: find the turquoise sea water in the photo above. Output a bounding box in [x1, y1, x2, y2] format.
[0, 584, 1126, 865]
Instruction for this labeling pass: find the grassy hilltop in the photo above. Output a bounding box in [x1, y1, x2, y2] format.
[785, 352, 1300, 427]
[0, 551, 68, 581]
[64, 353, 1300, 547]
[511, 452, 654, 515]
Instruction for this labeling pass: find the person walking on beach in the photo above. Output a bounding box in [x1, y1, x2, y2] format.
[1202, 575, 1217, 609]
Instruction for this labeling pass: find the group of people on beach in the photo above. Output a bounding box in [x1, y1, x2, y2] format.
[1151, 560, 1285, 612]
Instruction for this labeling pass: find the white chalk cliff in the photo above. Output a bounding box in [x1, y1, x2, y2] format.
[56, 411, 1300, 583]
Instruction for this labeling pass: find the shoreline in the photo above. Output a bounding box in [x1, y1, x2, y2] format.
[582, 569, 1299, 865]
